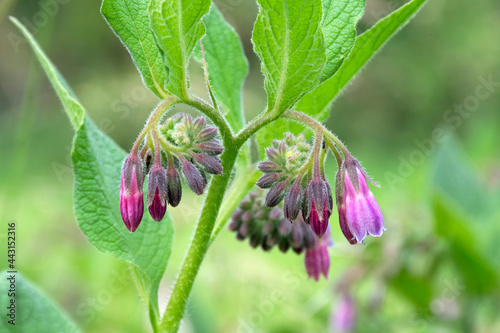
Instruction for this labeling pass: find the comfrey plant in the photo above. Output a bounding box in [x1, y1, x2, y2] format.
[12, 0, 429, 331]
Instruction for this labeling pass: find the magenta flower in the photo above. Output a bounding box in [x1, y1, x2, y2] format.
[332, 293, 356, 332]
[120, 154, 144, 232]
[304, 227, 331, 281]
[147, 163, 167, 222]
[305, 175, 331, 238]
[339, 158, 385, 243]
[338, 202, 357, 245]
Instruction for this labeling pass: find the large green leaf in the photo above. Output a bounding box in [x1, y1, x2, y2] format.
[72, 117, 174, 321]
[12, 18, 174, 324]
[432, 136, 493, 220]
[252, 0, 326, 116]
[10, 17, 84, 130]
[0, 271, 80, 332]
[296, 0, 429, 120]
[199, 5, 249, 133]
[320, 0, 365, 81]
[101, 0, 167, 98]
[148, 0, 211, 99]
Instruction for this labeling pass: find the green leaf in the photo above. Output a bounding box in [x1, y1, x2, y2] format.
[10, 17, 84, 130]
[432, 135, 493, 220]
[296, 0, 429, 120]
[320, 0, 365, 81]
[72, 117, 174, 320]
[101, 0, 167, 98]
[199, 5, 249, 133]
[252, 0, 326, 115]
[148, 0, 211, 99]
[12, 10, 174, 328]
[0, 271, 80, 332]
[432, 194, 498, 294]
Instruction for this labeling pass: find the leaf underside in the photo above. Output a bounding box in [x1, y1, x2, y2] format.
[101, 0, 168, 98]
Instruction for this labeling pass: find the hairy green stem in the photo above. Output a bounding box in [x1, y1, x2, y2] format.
[185, 96, 233, 144]
[325, 137, 343, 167]
[159, 145, 239, 332]
[157, 105, 318, 332]
[234, 110, 276, 146]
[132, 96, 180, 154]
[283, 110, 349, 157]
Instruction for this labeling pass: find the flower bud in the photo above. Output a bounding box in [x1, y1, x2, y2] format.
[192, 153, 223, 175]
[120, 154, 144, 232]
[290, 221, 304, 252]
[278, 218, 292, 235]
[147, 164, 167, 222]
[197, 126, 218, 141]
[265, 147, 280, 162]
[340, 158, 385, 243]
[195, 140, 224, 155]
[162, 113, 184, 130]
[278, 141, 287, 155]
[182, 114, 193, 127]
[249, 233, 263, 248]
[265, 180, 288, 207]
[306, 176, 331, 237]
[256, 172, 281, 189]
[258, 161, 281, 173]
[279, 239, 290, 253]
[181, 159, 206, 195]
[228, 219, 241, 232]
[229, 189, 321, 254]
[193, 116, 206, 133]
[166, 162, 182, 207]
[284, 178, 302, 221]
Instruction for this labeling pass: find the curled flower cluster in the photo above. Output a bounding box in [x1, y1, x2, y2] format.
[229, 189, 331, 281]
[256, 132, 385, 245]
[120, 113, 224, 232]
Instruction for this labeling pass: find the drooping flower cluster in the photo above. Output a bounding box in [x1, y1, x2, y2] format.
[256, 132, 385, 245]
[256, 134, 333, 238]
[229, 189, 331, 281]
[120, 113, 224, 232]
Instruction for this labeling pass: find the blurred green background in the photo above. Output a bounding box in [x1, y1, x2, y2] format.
[1, 0, 499, 332]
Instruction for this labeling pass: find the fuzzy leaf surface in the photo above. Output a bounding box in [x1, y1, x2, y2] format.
[252, 0, 326, 115]
[102, 0, 167, 98]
